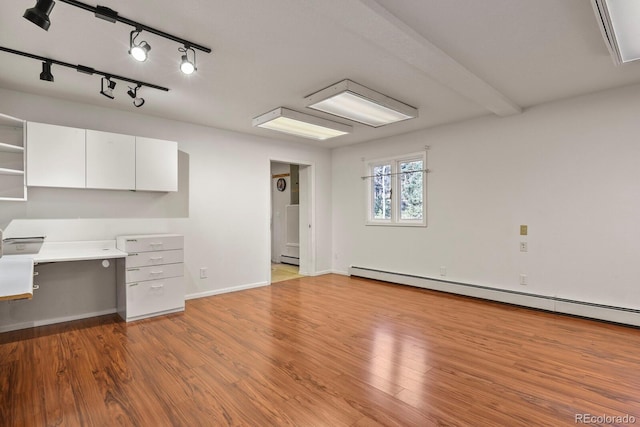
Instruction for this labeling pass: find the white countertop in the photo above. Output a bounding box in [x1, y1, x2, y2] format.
[33, 240, 128, 263]
[0, 240, 128, 301]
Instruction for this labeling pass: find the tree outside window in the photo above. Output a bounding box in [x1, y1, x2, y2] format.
[366, 152, 426, 227]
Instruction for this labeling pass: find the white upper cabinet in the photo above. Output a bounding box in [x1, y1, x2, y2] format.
[26, 122, 86, 188]
[135, 137, 178, 192]
[25, 121, 178, 192]
[86, 130, 135, 190]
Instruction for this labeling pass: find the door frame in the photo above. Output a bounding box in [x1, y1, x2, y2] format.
[268, 158, 316, 282]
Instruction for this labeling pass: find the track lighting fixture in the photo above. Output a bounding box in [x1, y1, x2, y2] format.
[100, 76, 116, 99]
[39, 61, 54, 82]
[129, 29, 151, 62]
[0, 46, 168, 107]
[23, 0, 211, 73]
[179, 46, 196, 75]
[127, 85, 145, 107]
[23, 0, 55, 31]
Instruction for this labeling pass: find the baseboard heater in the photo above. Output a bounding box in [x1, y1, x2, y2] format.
[349, 266, 640, 327]
[281, 255, 299, 266]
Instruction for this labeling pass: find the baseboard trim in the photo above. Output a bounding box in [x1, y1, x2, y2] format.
[0, 308, 118, 333]
[330, 270, 350, 276]
[312, 269, 333, 276]
[349, 266, 640, 327]
[186, 281, 270, 300]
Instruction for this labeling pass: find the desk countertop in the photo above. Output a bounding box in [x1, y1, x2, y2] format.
[0, 240, 128, 301]
[33, 240, 128, 263]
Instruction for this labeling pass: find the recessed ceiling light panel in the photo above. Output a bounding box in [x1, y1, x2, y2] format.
[252, 107, 352, 140]
[592, 0, 640, 64]
[304, 79, 418, 127]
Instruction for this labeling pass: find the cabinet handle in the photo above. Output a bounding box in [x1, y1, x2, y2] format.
[149, 242, 163, 247]
[128, 253, 139, 257]
[128, 268, 140, 272]
[149, 257, 164, 261]
[150, 270, 163, 275]
[150, 284, 164, 289]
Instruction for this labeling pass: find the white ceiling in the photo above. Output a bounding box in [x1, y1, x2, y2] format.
[1, 0, 639, 148]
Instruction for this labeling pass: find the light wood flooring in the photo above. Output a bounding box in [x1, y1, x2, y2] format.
[271, 262, 303, 283]
[2, 274, 640, 426]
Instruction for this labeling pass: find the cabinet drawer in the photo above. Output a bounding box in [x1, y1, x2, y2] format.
[118, 235, 183, 253]
[125, 249, 183, 268]
[126, 276, 184, 319]
[126, 263, 183, 283]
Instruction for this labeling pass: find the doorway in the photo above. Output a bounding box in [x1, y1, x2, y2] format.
[269, 160, 314, 283]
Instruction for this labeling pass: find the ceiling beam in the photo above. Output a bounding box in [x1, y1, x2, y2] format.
[316, 0, 522, 117]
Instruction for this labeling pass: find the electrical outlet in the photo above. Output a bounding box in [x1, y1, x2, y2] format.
[520, 274, 527, 285]
[520, 242, 528, 252]
[440, 266, 447, 277]
[200, 267, 208, 279]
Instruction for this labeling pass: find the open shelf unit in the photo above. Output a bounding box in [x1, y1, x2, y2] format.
[0, 113, 26, 201]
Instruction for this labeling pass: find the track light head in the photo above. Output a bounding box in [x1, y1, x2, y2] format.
[129, 29, 151, 62]
[24, 0, 55, 31]
[179, 46, 196, 75]
[180, 55, 195, 75]
[100, 76, 116, 99]
[127, 85, 145, 107]
[39, 61, 54, 82]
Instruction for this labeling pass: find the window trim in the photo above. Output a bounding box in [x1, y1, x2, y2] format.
[365, 151, 427, 227]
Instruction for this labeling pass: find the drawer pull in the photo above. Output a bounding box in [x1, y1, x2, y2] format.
[150, 284, 164, 289]
[150, 270, 163, 275]
[149, 242, 163, 247]
[149, 257, 164, 261]
[128, 253, 139, 257]
[128, 268, 140, 272]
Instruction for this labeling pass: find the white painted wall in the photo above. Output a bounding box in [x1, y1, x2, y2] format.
[0, 88, 332, 301]
[332, 84, 640, 310]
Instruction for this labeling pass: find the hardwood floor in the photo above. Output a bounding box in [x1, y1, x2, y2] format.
[2, 274, 640, 426]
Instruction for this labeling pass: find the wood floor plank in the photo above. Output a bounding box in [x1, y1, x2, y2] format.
[2, 274, 640, 426]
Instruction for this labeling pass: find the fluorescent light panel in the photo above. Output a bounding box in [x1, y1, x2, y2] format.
[252, 107, 352, 140]
[593, 0, 640, 63]
[305, 79, 418, 127]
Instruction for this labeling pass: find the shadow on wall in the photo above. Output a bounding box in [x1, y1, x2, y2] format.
[0, 150, 190, 230]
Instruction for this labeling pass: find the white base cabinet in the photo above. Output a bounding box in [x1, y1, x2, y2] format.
[116, 234, 184, 322]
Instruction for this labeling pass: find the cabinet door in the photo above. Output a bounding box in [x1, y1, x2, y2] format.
[135, 137, 178, 192]
[26, 122, 86, 188]
[86, 130, 135, 190]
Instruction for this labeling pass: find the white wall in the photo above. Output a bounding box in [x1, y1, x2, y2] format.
[0, 88, 332, 300]
[332, 83, 640, 310]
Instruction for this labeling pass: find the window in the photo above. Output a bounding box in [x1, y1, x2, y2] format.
[366, 152, 426, 226]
